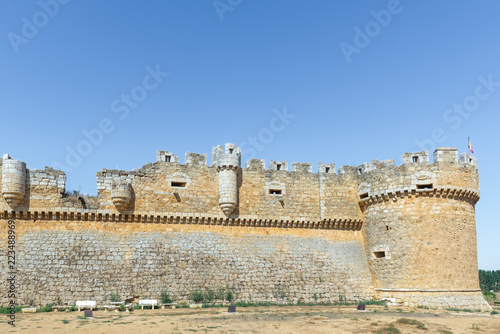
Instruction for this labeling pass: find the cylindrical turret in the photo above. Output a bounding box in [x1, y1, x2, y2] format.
[2, 154, 26, 209]
[358, 148, 489, 309]
[111, 182, 132, 211]
[213, 143, 240, 216]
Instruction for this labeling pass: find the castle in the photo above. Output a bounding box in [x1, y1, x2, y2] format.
[0, 144, 491, 309]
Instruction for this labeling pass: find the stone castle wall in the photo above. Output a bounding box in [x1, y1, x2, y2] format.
[0, 220, 373, 306]
[0, 145, 490, 309]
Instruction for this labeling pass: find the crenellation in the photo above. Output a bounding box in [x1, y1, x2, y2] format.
[245, 158, 266, 170]
[269, 160, 288, 171]
[0, 145, 489, 310]
[185, 152, 207, 165]
[156, 150, 179, 163]
[433, 147, 458, 163]
[318, 162, 336, 174]
[402, 151, 429, 165]
[290, 161, 313, 173]
[459, 153, 478, 167]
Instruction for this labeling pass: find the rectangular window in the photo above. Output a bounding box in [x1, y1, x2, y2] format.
[171, 182, 186, 188]
[412, 156, 418, 163]
[374, 251, 386, 258]
[276, 164, 282, 171]
[325, 167, 330, 173]
[359, 193, 368, 199]
[269, 189, 282, 195]
[417, 184, 433, 189]
[165, 156, 171, 162]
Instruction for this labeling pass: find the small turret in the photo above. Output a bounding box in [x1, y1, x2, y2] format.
[213, 144, 241, 216]
[2, 154, 26, 209]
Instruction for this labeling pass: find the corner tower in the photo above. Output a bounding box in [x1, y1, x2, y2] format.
[358, 148, 489, 309]
[212, 143, 240, 216]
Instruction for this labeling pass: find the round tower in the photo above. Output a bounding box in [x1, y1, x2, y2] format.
[358, 148, 489, 309]
[2, 154, 26, 209]
[213, 143, 240, 216]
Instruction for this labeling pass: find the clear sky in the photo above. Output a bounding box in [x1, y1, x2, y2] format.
[1, 1, 499, 269]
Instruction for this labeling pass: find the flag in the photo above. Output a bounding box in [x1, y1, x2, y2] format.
[468, 137, 474, 154]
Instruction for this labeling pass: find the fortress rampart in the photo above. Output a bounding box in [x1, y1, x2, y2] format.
[0, 146, 490, 309]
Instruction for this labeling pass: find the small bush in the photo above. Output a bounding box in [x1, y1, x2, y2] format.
[39, 304, 53, 312]
[190, 289, 204, 303]
[109, 292, 121, 303]
[483, 291, 496, 299]
[204, 289, 215, 303]
[491, 310, 498, 315]
[77, 314, 87, 319]
[70, 305, 78, 311]
[225, 290, 234, 303]
[0, 306, 23, 313]
[216, 287, 225, 300]
[160, 290, 174, 304]
[62, 319, 70, 324]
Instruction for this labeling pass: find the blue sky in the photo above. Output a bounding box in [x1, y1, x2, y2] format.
[1, 1, 499, 269]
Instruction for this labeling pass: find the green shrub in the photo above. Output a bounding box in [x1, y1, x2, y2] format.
[483, 291, 497, 299]
[62, 319, 70, 324]
[160, 290, 174, 304]
[491, 310, 499, 315]
[216, 287, 225, 300]
[190, 289, 204, 303]
[109, 292, 121, 303]
[204, 289, 215, 303]
[0, 306, 23, 313]
[225, 289, 234, 302]
[39, 304, 53, 312]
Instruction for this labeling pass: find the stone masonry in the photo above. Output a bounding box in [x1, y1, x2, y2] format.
[0, 145, 490, 309]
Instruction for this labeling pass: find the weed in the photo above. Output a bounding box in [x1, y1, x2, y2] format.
[446, 308, 473, 313]
[371, 322, 378, 326]
[374, 323, 400, 334]
[77, 314, 87, 320]
[62, 319, 70, 324]
[437, 330, 453, 334]
[491, 310, 498, 315]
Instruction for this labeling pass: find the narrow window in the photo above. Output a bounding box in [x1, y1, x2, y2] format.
[276, 164, 282, 171]
[359, 193, 368, 199]
[357, 168, 362, 175]
[412, 156, 418, 163]
[374, 251, 386, 258]
[165, 155, 171, 162]
[417, 184, 433, 189]
[386, 225, 390, 230]
[269, 189, 282, 195]
[171, 181, 186, 188]
[325, 167, 330, 173]
[468, 158, 472, 163]
[229, 148, 233, 154]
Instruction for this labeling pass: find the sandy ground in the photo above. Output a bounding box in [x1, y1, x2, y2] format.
[2, 305, 500, 334]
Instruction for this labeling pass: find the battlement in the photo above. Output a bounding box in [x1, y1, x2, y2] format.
[0, 145, 479, 221]
[0, 144, 488, 310]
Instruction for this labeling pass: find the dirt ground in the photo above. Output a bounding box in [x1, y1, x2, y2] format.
[2, 305, 500, 334]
